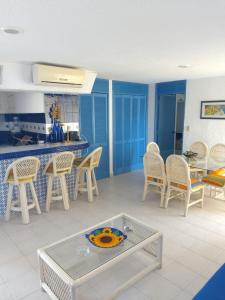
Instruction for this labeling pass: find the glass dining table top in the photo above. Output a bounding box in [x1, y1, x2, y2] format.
[186, 158, 225, 172]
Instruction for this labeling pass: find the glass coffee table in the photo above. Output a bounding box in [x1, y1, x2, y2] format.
[38, 213, 163, 300]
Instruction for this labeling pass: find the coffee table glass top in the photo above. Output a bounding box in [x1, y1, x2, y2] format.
[45, 214, 158, 280]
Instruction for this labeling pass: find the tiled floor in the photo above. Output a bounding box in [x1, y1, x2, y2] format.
[0, 170, 225, 299]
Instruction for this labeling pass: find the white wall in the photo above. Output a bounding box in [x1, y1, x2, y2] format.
[0, 92, 44, 113]
[183, 76, 225, 150]
[14, 92, 44, 113]
[148, 83, 155, 142]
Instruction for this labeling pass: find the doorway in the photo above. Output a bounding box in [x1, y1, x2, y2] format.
[156, 93, 185, 159]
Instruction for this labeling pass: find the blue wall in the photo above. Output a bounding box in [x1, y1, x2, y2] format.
[113, 80, 148, 175]
[156, 80, 186, 95]
[79, 78, 110, 179]
[154, 80, 187, 155]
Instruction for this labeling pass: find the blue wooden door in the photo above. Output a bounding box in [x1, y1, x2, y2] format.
[157, 95, 176, 159]
[79, 93, 109, 179]
[113, 94, 147, 175]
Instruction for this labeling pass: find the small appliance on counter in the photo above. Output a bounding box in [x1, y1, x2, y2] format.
[69, 131, 81, 142]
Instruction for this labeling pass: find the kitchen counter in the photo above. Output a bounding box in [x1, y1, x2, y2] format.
[0, 140, 89, 216]
[0, 141, 89, 160]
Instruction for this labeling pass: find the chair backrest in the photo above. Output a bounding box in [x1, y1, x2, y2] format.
[146, 142, 160, 153]
[5, 156, 40, 183]
[209, 144, 225, 162]
[189, 141, 208, 159]
[166, 155, 191, 189]
[44, 151, 74, 175]
[144, 151, 166, 182]
[79, 147, 103, 169]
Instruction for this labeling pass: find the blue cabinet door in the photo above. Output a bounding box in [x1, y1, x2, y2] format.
[79, 93, 109, 179]
[113, 94, 147, 175]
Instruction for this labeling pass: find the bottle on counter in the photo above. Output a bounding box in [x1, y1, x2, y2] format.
[52, 119, 58, 142]
[59, 124, 65, 143]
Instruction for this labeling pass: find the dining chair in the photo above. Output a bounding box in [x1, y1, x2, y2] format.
[165, 155, 204, 217]
[209, 144, 225, 163]
[190, 141, 208, 161]
[5, 156, 41, 224]
[142, 150, 166, 207]
[146, 142, 160, 153]
[189, 141, 209, 176]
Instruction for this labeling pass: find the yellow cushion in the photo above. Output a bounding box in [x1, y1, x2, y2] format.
[171, 178, 203, 191]
[202, 173, 225, 187]
[147, 176, 163, 184]
[209, 168, 225, 176]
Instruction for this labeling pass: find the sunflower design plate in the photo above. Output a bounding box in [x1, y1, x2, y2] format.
[85, 227, 127, 248]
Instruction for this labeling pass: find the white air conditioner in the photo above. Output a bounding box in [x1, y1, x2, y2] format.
[32, 64, 86, 87]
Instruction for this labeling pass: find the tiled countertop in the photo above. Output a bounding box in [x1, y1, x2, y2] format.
[0, 141, 89, 160]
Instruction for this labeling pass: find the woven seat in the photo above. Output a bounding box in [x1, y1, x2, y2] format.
[142, 151, 166, 207]
[73, 156, 89, 167]
[5, 156, 41, 224]
[165, 155, 204, 217]
[74, 147, 102, 202]
[44, 151, 74, 212]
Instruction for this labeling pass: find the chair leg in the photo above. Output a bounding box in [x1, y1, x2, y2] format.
[184, 192, 191, 217]
[87, 169, 93, 202]
[142, 181, 148, 201]
[5, 184, 13, 221]
[74, 169, 81, 200]
[164, 186, 171, 208]
[19, 183, 30, 224]
[80, 169, 85, 193]
[46, 176, 53, 212]
[92, 169, 99, 196]
[59, 175, 70, 210]
[30, 182, 41, 214]
[160, 185, 166, 208]
[200, 188, 204, 208]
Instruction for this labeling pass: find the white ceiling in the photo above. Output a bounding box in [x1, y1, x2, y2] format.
[1, 0, 225, 83]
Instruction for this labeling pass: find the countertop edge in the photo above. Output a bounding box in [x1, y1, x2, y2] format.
[0, 142, 89, 161]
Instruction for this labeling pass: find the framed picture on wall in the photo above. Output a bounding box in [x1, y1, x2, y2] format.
[200, 100, 225, 119]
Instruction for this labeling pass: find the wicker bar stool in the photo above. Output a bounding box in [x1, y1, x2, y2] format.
[74, 147, 102, 202]
[5, 156, 41, 224]
[44, 151, 74, 212]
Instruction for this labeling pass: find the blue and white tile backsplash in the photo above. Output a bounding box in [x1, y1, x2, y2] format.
[0, 94, 80, 145]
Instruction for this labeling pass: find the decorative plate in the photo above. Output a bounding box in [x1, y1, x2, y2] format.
[85, 227, 127, 248]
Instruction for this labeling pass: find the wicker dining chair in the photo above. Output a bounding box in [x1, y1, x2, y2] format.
[189, 141, 209, 176]
[209, 144, 225, 163]
[146, 142, 160, 153]
[5, 156, 41, 224]
[201, 143, 225, 200]
[190, 141, 209, 160]
[165, 155, 204, 217]
[44, 151, 74, 212]
[142, 151, 166, 207]
[74, 147, 103, 202]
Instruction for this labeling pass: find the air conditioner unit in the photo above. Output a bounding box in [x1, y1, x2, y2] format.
[32, 64, 86, 87]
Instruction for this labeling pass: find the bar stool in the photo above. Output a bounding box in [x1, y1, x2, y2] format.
[44, 151, 74, 212]
[74, 147, 103, 202]
[5, 156, 41, 224]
